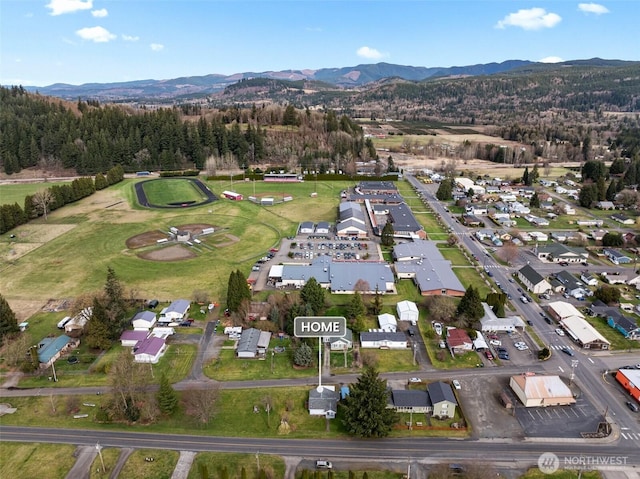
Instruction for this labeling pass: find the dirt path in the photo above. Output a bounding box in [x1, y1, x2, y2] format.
[170, 451, 197, 479]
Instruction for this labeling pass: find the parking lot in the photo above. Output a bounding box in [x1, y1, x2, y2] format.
[510, 389, 603, 438]
[481, 330, 537, 367]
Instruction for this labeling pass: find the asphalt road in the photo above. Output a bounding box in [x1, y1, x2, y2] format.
[2, 426, 639, 466]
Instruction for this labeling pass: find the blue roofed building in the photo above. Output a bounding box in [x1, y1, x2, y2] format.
[37, 335, 79, 367]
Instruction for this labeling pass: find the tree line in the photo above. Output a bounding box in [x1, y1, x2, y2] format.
[0, 165, 124, 235]
[0, 86, 371, 177]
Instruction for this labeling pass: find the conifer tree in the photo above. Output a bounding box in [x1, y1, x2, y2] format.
[0, 293, 19, 344]
[157, 373, 179, 415]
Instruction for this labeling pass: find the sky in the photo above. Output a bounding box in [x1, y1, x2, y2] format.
[1, 0, 638, 87]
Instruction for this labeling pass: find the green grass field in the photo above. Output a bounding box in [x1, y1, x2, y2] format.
[0, 181, 71, 206]
[0, 442, 77, 479]
[141, 178, 207, 205]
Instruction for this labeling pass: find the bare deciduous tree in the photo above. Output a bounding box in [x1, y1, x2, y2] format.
[32, 188, 54, 221]
[423, 296, 456, 324]
[1, 333, 32, 367]
[498, 242, 519, 265]
[182, 384, 220, 425]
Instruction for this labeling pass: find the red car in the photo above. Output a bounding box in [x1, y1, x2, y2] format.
[485, 350, 494, 360]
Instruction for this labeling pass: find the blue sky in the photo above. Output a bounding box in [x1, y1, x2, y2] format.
[1, 0, 637, 87]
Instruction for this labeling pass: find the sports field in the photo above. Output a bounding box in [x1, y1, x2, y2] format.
[141, 178, 208, 205]
[0, 178, 353, 305]
[0, 181, 69, 205]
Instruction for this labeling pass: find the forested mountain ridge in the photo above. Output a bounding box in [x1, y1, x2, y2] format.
[22, 60, 536, 101]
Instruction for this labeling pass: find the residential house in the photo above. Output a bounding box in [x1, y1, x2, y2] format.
[160, 299, 190, 323]
[606, 311, 640, 340]
[446, 328, 473, 354]
[561, 204, 576, 215]
[601, 272, 629, 285]
[524, 215, 549, 226]
[360, 331, 408, 349]
[37, 335, 79, 368]
[589, 230, 608, 242]
[529, 232, 548, 242]
[465, 205, 488, 215]
[389, 390, 431, 414]
[236, 328, 272, 358]
[133, 336, 167, 364]
[596, 201, 615, 210]
[555, 271, 587, 297]
[580, 272, 599, 287]
[518, 265, 552, 294]
[324, 329, 353, 351]
[131, 310, 157, 331]
[308, 386, 340, 416]
[397, 300, 419, 323]
[427, 381, 458, 419]
[611, 213, 635, 226]
[603, 248, 632, 265]
[120, 330, 149, 347]
[479, 303, 526, 332]
[461, 214, 482, 227]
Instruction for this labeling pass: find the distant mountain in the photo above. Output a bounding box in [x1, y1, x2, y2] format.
[24, 60, 536, 101]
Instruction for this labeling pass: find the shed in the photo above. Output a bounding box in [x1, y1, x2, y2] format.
[396, 300, 419, 323]
[377, 313, 398, 332]
[132, 310, 157, 330]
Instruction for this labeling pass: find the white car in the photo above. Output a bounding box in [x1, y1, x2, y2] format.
[452, 379, 461, 390]
[514, 342, 529, 350]
[489, 339, 502, 347]
[409, 377, 422, 383]
[433, 322, 443, 336]
[555, 328, 565, 336]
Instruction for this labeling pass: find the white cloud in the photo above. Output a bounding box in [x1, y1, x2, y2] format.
[495, 8, 561, 30]
[122, 34, 139, 42]
[356, 46, 386, 60]
[47, 0, 93, 16]
[91, 8, 108, 18]
[150, 43, 164, 52]
[578, 3, 609, 14]
[539, 56, 564, 63]
[76, 26, 116, 43]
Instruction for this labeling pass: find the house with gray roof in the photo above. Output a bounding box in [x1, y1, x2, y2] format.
[536, 244, 588, 263]
[555, 271, 586, 297]
[611, 213, 635, 225]
[360, 331, 407, 349]
[389, 390, 431, 413]
[356, 181, 398, 195]
[308, 386, 340, 416]
[131, 310, 157, 330]
[427, 381, 457, 419]
[603, 248, 632, 265]
[517, 265, 552, 294]
[324, 328, 353, 351]
[236, 328, 272, 359]
[160, 299, 190, 322]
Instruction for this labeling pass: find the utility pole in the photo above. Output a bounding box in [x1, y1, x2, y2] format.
[96, 443, 106, 472]
[255, 451, 260, 472]
[51, 361, 58, 382]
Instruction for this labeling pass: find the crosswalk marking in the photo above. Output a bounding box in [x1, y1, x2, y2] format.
[549, 344, 575, 351]
[621, 431, 640, 440]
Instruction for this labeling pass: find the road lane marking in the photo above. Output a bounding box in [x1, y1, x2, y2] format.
[587, 357, 594, 364]
[558, 366, 564, 372]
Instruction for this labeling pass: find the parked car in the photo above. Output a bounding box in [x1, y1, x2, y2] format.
[485, 350, 494, 360]
[520, 296, 529, 304]
[626, 401, 639, 412]
[452, 379, 461, 390]
[433, 322, 443, 336]
[496, 347, 507, 354]
[555, 328, 565, 336]
[409, 377, 422, 383]
[526, 320, 533, 326]
[514, 342, 528, 351]
[438, 340, 447, 349]
[498, 352, 510, 360]
[316, 461, 333, 470]
[489, 340, 502, 346]
[560, 346, 575, 356]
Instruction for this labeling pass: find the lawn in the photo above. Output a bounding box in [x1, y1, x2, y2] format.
[438, 245, 470, 266]
[118, 449, 180, 479]
[188, 452, 285, 479]
[453, 266, 491, 297]
[89, 447, 122, 479]
[0, 181, 71, 206]
[521, 468, 601, 479]
[141, 178, 208, 205]
[0, 442, 77, 479]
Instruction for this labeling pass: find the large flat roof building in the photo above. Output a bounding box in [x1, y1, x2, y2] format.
[510, 374, 576, 407]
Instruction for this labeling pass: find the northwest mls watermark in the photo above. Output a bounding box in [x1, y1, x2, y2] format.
[538, 452, 629, 474]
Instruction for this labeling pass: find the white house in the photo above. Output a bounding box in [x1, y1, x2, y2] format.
[160, 299, 190, 322]
[360, 331, 407, 349]
[480, 303, 526, 332]
[324, 329, 353, 351]
[133, 336, 167, 364]
[131, 311, 157, 330]
[377, 313, 398, 332]
[396, 300, 419, 323]
[120, 330, 149, 347]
